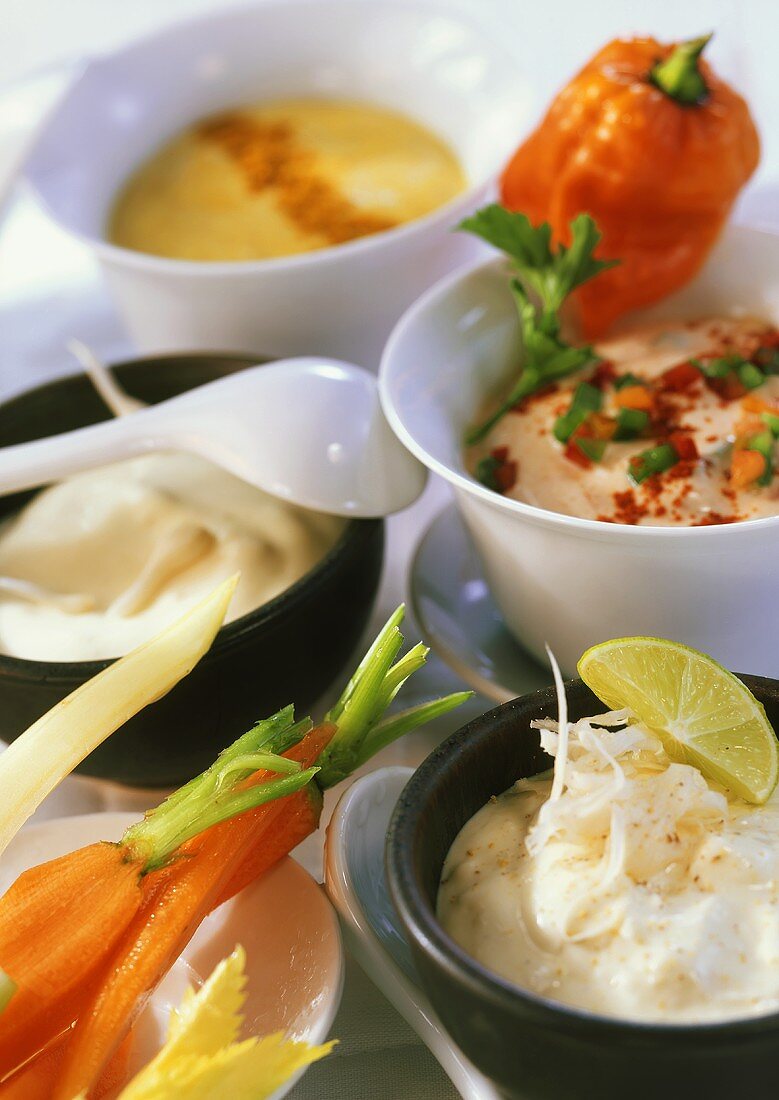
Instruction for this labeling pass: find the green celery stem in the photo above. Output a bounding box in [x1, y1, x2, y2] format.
[651, 34, 712, 105]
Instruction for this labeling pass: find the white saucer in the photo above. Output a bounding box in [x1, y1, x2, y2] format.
[325, 766, 501, 1100]
[410, 505, 550, 704]
[0, 812, 344, 1096]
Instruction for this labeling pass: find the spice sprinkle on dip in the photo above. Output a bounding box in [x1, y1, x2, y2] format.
[109, 98, 466, 262]
[460, 205, 779, 527]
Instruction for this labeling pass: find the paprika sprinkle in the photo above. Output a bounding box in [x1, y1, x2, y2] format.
[500, 35, 760, 337]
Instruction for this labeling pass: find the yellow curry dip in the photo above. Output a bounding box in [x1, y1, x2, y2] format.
[108, 98, 466, 261]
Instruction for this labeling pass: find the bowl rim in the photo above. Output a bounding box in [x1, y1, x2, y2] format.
[24, 0, 526, 278]
[379, 222, 779, 542]
[0, 352, 382, 679]
[386, 675, 779, 1039]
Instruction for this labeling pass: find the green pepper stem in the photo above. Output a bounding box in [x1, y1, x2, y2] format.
[650, 34, 712, 105]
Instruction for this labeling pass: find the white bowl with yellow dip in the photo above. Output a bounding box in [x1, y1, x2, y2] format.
[380, 223, 779, 676]
[22, 0, 533, 366]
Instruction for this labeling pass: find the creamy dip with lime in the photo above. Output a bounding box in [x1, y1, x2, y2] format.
[109, 98, 466, 262]
[438, 708, 779, 1023]
[471, 317, 779, 526]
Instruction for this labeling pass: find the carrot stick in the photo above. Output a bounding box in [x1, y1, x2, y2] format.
[0, 844, 140, 1076]
[0, 1029, 133, 1100]
[213, 783, 324, 907]
[6, 606, 469, 1098]
[52, 725, 335, 1100]
[0, 712, 317, 1081]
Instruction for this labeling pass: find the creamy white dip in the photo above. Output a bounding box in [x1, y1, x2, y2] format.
[438, 710, 779, 1023]
[0, 454, 344, 661]
[474, 317, 779, 525]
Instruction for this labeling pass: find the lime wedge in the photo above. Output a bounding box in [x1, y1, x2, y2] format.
[577, 637, 778, 804]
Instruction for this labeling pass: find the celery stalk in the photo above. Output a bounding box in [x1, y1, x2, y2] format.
[0, 575, 238, 858]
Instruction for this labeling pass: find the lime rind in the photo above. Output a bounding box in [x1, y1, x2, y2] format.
[578, 636, 779, 804]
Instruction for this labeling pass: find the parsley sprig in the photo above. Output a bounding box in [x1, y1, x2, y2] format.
[460, 206, 618, 445]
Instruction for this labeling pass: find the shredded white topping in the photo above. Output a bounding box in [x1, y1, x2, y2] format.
[439, 692, 779, 1022]
[522, 707, 729, 946]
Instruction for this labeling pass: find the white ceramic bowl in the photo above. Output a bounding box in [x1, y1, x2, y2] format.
[380, 224, 779, 677]
[23, 0, 533, 367]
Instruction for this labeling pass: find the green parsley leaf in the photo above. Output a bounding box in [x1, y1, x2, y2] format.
[461, 207, 617, 445]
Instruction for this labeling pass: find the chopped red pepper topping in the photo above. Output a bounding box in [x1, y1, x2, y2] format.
[660, 361, 701, 392]
[668, 432, 699, 461]
[494, 460, 518, 492]
[590, 360, 617, 389]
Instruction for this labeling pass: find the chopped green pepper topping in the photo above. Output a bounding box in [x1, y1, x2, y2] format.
[553, 381, 603, 443]
[628, 442, 679, 485]
[755, 346, 779, 374]
[761, 411, 779, 437]
[613, 372, 644, 391]
[575, 437, 607, 463]
[746, 430, 774, 486]
[614, 407, 649, 441]
[737, 362, 766, 390]
[475, 455, 502, 492]
[692, 354, 744, 379]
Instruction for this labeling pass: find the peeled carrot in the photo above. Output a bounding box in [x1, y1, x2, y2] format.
[0, 1030, 132, 1100]
[0, 845, 140, 1076]
[2, 606, 470, 1099]
[0, 711, 317, 1082]
[52, 725, 334, 1100]
[214, 784, 323, 907]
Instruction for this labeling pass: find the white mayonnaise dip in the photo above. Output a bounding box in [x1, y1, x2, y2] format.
[0, 453, 344, 661]
[438, 710, 779, 1023]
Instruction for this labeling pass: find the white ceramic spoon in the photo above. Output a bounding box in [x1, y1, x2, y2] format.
[325, 766, 502, 1100]
[0, 357, 426, 518]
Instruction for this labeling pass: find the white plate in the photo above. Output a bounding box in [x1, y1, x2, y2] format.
[0, 811, 344, 1096]
[410, 504, 550, 704]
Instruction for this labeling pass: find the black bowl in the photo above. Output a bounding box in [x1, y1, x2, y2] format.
[0, 355, 384, 787]
[387, 676, 779, 1100]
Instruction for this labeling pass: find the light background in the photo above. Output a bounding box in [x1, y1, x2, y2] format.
[0, 3, 778, 1097]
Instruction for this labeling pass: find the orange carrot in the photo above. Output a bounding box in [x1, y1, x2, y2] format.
[0, 709, 317, 1081]
[742, 393, 779, 415]
[2, 607, 469, 1099]
[214, 783, 324, 908]
[53, 725, 334, 1100]
[0, 845, 140, 1076]
[0, 1029, 132, 1099]
[731, 447, 766, 489]
[614, 385, 654, 412]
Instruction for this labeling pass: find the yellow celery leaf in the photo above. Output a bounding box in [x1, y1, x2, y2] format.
[161, 946, 247, 1061]
[118, 1033, 335, 1100]
[114, 947, 334, 1100]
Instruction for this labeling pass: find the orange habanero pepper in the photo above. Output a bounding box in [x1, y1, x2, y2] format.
[501, 35, 759, 338]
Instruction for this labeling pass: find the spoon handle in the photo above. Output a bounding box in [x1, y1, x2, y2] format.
[0, 414, 160, 496]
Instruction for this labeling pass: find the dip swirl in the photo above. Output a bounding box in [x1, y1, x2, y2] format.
[438, 709, 779, 1023]
[471, 316, 779, 526]
[0, 454, 344, 661]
